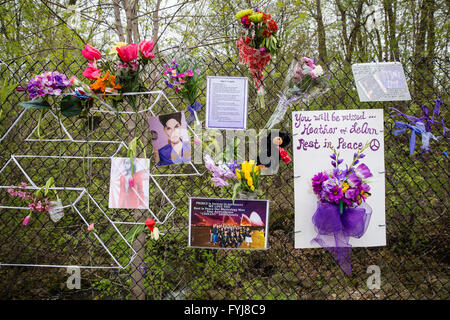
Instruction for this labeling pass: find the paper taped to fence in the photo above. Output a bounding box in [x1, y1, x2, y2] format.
[352, 62, 411, 101]
[292, 109, 386, 249]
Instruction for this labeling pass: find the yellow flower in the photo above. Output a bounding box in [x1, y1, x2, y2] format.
[342, 182, 349, 192]
[250, 185, 255, 191]
[109, 42, 128, 55]
[241, 161, 252, 174]
[235, 9, 253, 20]
[247, 176, 253, 187]
[249, 13, 264, 23]
[235, 169, 241, 180]
[242, 160, 256, 175]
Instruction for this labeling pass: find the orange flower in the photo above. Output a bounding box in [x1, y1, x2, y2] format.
[262, 13, 271, 23]
[90, 71, 122, 94]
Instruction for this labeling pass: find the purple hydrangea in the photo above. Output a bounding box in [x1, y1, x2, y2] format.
[27, 71, 70, 99]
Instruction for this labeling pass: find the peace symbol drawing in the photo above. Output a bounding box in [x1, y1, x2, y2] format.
[370, 138, 380, 151]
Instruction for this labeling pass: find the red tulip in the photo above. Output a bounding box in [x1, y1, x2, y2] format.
[82, 62, 102, 80]
[145, 218, 156, 232]
[116, 44, 138, 62]
[82, 44, 101, 61]
[138, 40, 155, 59]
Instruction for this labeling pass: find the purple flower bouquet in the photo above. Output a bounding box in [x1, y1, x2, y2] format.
[311, 145, 373, 274]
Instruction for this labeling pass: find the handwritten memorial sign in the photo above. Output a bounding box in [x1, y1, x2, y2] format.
[352, 62, 411, 101]
[292, 109, 386, 249]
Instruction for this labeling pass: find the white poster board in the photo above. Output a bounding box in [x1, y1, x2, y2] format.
[352, 62, 411, 101]
[293, 109, 386, 248]
[206, 76, 248, 130]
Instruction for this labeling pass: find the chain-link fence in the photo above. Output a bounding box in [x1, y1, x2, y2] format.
[0, 55, 448, 300]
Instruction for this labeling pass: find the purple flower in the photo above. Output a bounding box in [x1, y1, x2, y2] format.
[211, 177, 229, 187]
[259, 48, 267, 54]
[204, 155, 216, 172]
[227, 160, 239, 172]
[331, 161, 336, 167]
[27, 71, 70, 99]
[312, 172, 329, 194]
[347, 172, 362, 188]
[344, 187, 359, 201]
[359, 154, 366, 158]
[355, 163, 373, 179]
[361, 183, 370, 193]
[337, 159, 343, 165]
[330, 153, 336, 160]
[328, 185, 343, 203]
[354, 160, 360, 165]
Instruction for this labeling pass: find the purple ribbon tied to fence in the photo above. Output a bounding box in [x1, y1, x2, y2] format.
[186, 101, 202, 125]
[389, 98, 448, 156]
[393, 121, 438, 155]
[311, 201, 372, 274]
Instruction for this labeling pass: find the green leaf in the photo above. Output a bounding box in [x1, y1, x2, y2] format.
[20, 99, 50, 109]
[232, 182, 242, 204]
[60, 95, 83, 117]
[125, 224, 146, 244]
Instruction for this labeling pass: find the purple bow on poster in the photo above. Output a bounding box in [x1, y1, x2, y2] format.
[311, 201, 372, 274]
[186, 101, 202, 125]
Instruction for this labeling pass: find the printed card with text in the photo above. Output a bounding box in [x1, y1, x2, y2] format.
[293, 109, 386, 249]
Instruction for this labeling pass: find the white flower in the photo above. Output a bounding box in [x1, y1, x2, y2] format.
[151, 227, 159, 241]
[312, 65, 324, 77]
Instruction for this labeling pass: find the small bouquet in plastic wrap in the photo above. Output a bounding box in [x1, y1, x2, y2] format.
[235, 8, 281, 108]
[162, 59, 203, 125]
[310, 144, 372, 274]
[265, 57, 330, 129]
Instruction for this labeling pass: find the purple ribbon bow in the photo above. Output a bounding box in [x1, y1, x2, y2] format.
[186, 101, 202, 125]
[393, 121, 438, 155]
[311, 201, 372, 274]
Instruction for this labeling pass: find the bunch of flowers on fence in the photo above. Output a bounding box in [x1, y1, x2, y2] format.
[7, 178, 61, 226]
[235, 8, 280, 108]
[81, 41, 155, 111]
[232, 160, 262, 201]
[265, 57, 330, 129]
[310, 144, 373, 274]
[162, 59, 203, 125]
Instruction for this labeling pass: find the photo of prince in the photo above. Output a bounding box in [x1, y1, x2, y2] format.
[153, 112, 191, 166]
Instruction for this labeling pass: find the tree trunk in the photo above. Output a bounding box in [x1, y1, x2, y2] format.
[413, 0, 435, 97]
[152, 0, 162, 54]
[315, 0, 328, 64]
[113, 0, 126, 42]
[383, 0, 400, 60]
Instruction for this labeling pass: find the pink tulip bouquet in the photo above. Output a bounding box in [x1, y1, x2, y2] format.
[81, 41, 156, 111]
